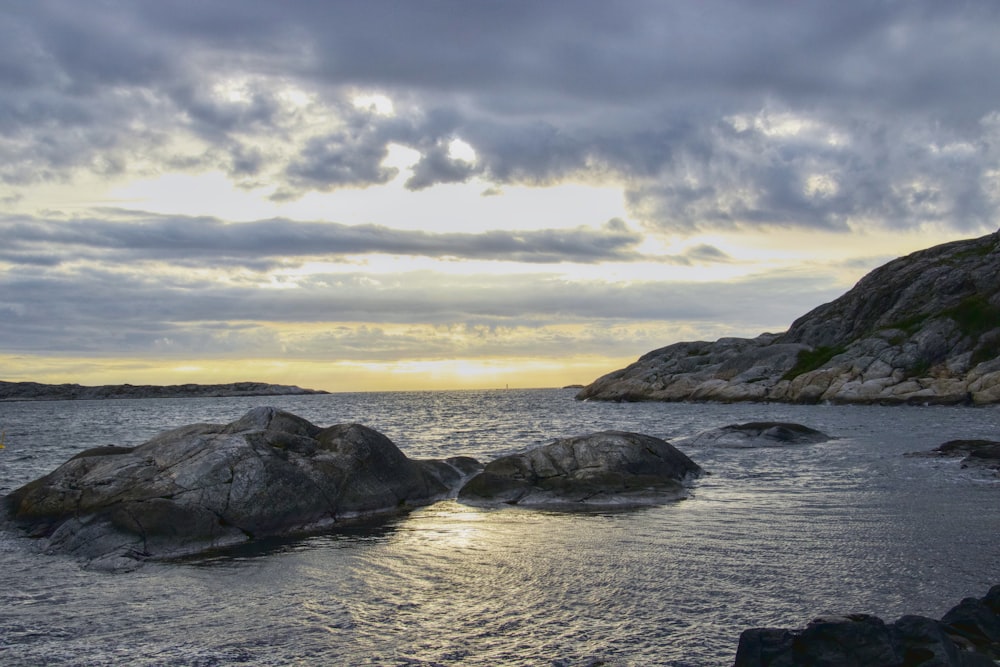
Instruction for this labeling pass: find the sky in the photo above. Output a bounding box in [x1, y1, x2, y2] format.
[2, 1, 999, 392]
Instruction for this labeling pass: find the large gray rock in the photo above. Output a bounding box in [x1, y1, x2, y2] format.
[0, 407, 479, 568]
[457, 430, 703, 507]
[578, 231, 1000, 405]
[733, 585, 1000, 666]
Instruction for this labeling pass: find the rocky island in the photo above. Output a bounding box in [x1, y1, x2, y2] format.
[1, 407, 481, 569]
[577, 230, 1000, 405]
[1, 408, 704, 568]
[0, 380, 328, 402]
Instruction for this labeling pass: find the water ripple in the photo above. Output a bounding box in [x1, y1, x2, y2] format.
[1, 392, 999, 664]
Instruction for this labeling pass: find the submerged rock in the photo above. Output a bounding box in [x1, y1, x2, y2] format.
[734, 585, 1000, 666]
[675, 422, 831, 449]
[908, 439, 1000, 475]
[457, 430, 703, 507]
[0, 407, 479, 568]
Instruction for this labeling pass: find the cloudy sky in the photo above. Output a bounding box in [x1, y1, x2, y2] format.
[2, 1, 999, 391]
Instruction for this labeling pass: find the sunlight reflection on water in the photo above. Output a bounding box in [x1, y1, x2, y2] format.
[1, 391, 999, 665]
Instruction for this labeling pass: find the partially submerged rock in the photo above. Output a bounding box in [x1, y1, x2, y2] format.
[734, 585, 1000, 666]
[0, 407, 479, 568]
[457, 430, 703, 507]
[908, 438, 1000, 475]
[675, 422, 831, 449]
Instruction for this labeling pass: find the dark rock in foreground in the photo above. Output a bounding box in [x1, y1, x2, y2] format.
[734, 584, 1000, 666]
[578, 230, 1000, 405]
[457, 430, 704, 507]
[0, 407, 479, 569]
[0, 380, 328, 402]
[675, 422, 831, 449]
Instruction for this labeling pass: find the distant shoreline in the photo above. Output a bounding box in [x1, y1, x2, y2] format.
[0, 380, 328, 403]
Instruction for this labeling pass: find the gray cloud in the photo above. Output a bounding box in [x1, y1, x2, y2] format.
[2, 2, 999, 233]
[3, 1, 1000, 373]
[0, 262, 841, 359]
[0, 212, 647, 267]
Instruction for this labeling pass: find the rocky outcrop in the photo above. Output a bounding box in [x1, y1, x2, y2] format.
[0, 407, 479, 569]
[0, 380, 328, 402]
[457, 430, 704, 507]
[577, 231, 1000, 405]
[734, 584, 1000, 666]
[674, 422, 831, 449]
[908, 439, 1000, 475]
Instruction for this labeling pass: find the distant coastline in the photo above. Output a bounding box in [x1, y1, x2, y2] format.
[0, 380, 328, 402]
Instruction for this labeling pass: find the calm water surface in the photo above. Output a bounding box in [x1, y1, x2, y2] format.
[1, 389, 999, 665]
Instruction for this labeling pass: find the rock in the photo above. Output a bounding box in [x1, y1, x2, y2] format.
[909, 439, 1000, 475]
[457, 430, 703, 507]
[733, 585, 1000, 666]
[675, 422, 830, 449]
[0, 380, 328, 402]
[941, 596, 1000, 656]
[0, 407, 480, 568]
[578, 231, 1000, 405]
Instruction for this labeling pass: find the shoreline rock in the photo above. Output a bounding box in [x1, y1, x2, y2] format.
[0, 380, 328, 402]
[734, 584, 1000, 666]
[577, 231, 1000, 405]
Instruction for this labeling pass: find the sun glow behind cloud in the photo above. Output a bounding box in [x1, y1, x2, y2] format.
[2, 2, 998, 392]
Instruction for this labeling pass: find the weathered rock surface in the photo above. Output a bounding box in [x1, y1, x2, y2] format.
[734, 584, 1000, 666]
[0, 380, 328, 402]
[908, 439, 1000, 475]
[578, 231, 1000, 405]
[0, 407, 479, 568]
[674, 422, 831, 449]
[457, 430, 704, 507]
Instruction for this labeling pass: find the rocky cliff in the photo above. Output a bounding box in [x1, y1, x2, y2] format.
[577, 230, 1000, 405]
[0, 381, 328, 402]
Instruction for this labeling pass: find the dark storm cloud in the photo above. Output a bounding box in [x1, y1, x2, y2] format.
[3, 1, 1000, 228]
[0, 213, 647, 266]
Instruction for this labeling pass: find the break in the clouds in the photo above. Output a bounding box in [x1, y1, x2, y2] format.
[1, 1, 999, 388]
[3, 1, 1000, 232]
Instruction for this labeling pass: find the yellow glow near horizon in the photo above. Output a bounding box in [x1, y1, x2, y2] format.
[0, 354, 633, 392]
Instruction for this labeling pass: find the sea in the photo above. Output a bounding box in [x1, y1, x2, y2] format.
[1, 388, 998, 666]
